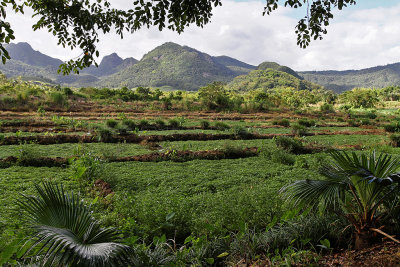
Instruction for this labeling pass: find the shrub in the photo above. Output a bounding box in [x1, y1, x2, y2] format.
[17, 143, 41, 166]
[337, 117, 344, 122]
[122, 119, 136, 130]
[106, 119, 118, 128]
[347, 119, 360, 127]
[138, 119, 150, 129]
[69, 152, 104, 185]
[117, 125, 129, 135]
[294, 157, 309, 169]
[168, 119, 180, 128]
[389, 134, 400, 147]
[214, 121, 230, 131]
[384, 123, 400, 133]
[365, 112, 377, 120]
[63, 87, 74, 96]
[360, 119, 371, 126]
[232, 126, 252, 138]
[320, 103, 335, 113]
[270, 150, 295, 165]
[297, 118, 316, 127]
[274, 136, 305, 154]
[96, 127, 113, 142]
[49, 92, 67, 107]
[155, 119, 166, 128]
[272, 119, 290, 127]
[291, 123, 308, 136]
[200, 120, 210, 129]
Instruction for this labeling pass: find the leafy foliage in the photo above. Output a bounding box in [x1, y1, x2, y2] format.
[281, 150, 400, 249]
[18, 181, 132, 266]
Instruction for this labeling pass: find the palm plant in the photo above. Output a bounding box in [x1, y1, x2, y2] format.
[18, 181, 132, 266]
[281, 150, 400, 249]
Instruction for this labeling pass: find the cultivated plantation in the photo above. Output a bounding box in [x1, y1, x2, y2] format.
[1, 73, 400, 266]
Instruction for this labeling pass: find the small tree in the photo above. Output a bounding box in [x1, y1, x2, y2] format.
[198, 82, 231, 110]
[18, 182, 131, 266]
[281, 150, 400, 249]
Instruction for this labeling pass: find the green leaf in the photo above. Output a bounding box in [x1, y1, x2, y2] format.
[217, 252, 229, 258]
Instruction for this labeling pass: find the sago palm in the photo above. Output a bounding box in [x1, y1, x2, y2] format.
[18, 181, 132, 266]
[281, 150, 400, 249]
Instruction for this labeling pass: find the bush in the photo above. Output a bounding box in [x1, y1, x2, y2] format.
[272, 119, 290, 127]
[63, 87, 74, 96]
[365, 112, 377, 120]
[274, 136, 305, 154]
[168, 119, 180, 128]
[389, 134, 400, 147]
[297, 118, 316, 127]
[347, 119, 360, 127]
[16, 143, 41, 166]
[360, 119, 371, 126]
[96, 127, 113, 142]
[69, 152, 104, 185]
[122, 119, 136, 130]
[291, 123, 308, 136]
[138, 119, 150, 129]
[49, 92, 67, 107]
[232, 126, 252, 138]
[155, 119, 166, 128]
[337, 117, 344, 122]
[214, 121, 230, 131]
[320, 103, 335, 113]
[106, 119, 118, 128]
[200, 120, 210, 129]
[384, 123, 400, 133]
[270, 150, 295, 165]
[117, 125, 129, 135]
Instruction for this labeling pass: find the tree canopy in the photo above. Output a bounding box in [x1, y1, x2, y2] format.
[0, 0, 356, 74]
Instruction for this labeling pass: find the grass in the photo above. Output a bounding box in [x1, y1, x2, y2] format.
[0, 143, 153, 159]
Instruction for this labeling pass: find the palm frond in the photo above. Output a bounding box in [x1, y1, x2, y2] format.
[18, 181, 132, 267]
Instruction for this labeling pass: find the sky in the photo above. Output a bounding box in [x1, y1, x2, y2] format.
[5, 0, 400, 71]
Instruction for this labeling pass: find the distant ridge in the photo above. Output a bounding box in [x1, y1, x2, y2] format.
[99, 42, 256, 90]
[3, 41, 400, 92]
[5, 42, 63, 68]
[300, 62, 400, 92]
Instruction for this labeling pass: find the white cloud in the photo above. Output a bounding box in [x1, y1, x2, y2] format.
[5, 1, 400, 71]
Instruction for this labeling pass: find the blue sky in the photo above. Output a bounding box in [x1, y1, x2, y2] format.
[6, 0, 400, 71]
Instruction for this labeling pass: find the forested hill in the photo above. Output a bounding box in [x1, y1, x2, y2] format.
[228, 65, 321, 92]
[98, 42, 256, 91]
[300, 62, 400, 92]
[0, 42, 139, 85]
[0, 42, 256, 90]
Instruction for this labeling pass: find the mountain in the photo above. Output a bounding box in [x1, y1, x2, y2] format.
[213, 56, 256, 75]
[5, 42, 63, 68]
[99, 42, 255, 90]
[0, 42, 254, 90]
[83, 53, 138, 76]
[257, 62, 304, 80]
[227, 63, 321, 92]
[0, 42, 138, 86]
[300, 63, 400, 92]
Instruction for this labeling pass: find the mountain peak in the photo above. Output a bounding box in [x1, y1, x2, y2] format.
[5, 42, 63, 68]
[257, 61, 303, 80]
[99, 53, 123, 68]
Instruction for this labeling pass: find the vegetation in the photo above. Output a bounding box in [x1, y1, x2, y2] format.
[18, 182, 131, 266]
[1, 78, 400, 265]
[282, 150, 400, 249]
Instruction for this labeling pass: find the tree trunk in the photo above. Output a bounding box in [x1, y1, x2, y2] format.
[355, 230, 371, 250]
